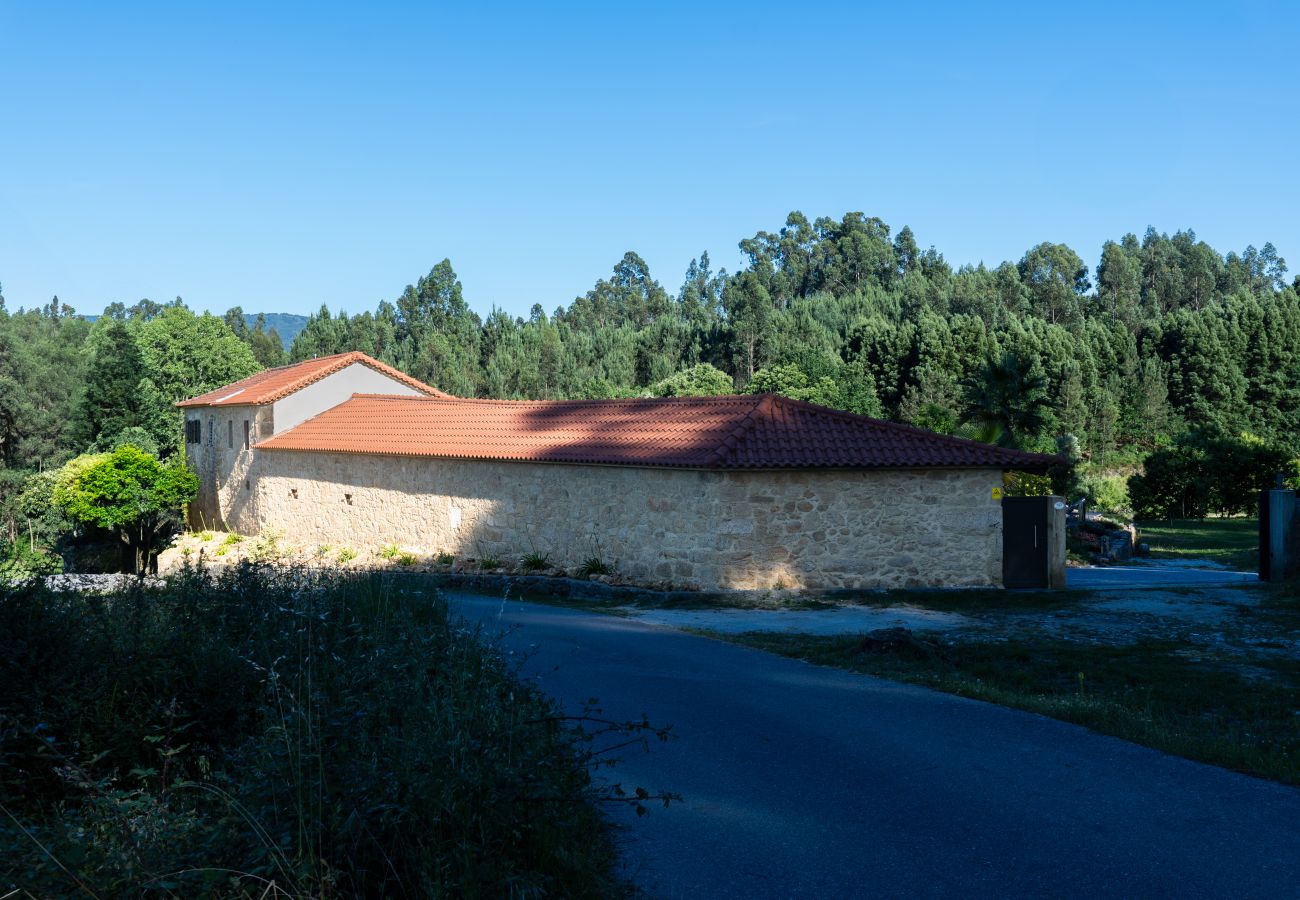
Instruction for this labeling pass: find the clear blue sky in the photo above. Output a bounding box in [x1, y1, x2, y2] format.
[1, 1, 1296, 319]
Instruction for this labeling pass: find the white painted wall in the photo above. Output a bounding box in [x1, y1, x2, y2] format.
[271, 363, 424, 434]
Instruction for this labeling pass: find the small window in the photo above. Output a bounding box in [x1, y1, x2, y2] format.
[228, 420, 233, 449]
[243, 420, 250, 450]
[184, 419, 202, 444]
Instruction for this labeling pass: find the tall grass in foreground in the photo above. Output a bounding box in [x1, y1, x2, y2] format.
[0, 565, 634, 897]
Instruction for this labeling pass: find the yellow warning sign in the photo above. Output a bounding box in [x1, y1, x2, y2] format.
[991, 487, 1003, 500]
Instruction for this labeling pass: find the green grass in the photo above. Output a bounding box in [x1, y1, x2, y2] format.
[1135, 517, 1258, 571]
[712, 630, 1300, 785]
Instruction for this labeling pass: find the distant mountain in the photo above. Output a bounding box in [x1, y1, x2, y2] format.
[250, 313, 309, 348]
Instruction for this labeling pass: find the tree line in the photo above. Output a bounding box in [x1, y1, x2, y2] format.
[286, 214, 1298, 468]
[2, 210, 1297, 570]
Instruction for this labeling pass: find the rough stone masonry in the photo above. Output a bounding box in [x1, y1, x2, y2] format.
[249, 452, 1003, 591]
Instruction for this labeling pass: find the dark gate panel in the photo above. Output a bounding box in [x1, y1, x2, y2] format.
[1003, 496, 1050, 589]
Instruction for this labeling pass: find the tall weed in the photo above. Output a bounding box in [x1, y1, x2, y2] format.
[0, 564, 634, 896]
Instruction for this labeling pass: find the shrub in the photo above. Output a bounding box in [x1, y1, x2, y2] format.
[336, 547, 357, 564]
[1129, 429, 1288, 519]
[378, 544, 402, 560]
[214, 533, 242, 557]
[479, 555, 501, 570]
[0, 542, 62, 580]
[1082, 474, 1132, 517]
[436, 551, 455, 566]
[521, 551, 551, 572]
[244, 530, 284, 564]
[0, 567, 641, 896]
[578, 556, 614, 578]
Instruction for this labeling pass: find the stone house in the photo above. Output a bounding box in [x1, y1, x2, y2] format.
[179, 351, 1056, 590]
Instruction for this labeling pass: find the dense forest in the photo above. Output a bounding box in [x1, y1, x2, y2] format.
[2, 211, 1298, 569]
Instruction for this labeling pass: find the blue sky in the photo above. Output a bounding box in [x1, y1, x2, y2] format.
[1, 2, 1296, 319]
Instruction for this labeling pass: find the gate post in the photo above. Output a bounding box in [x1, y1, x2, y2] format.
[1260, 489, 1297, 581]
[1046, 495, 1067, 589]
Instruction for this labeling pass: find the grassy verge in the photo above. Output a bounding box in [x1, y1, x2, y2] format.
[710, 630, 1300, 785]
[489, 579, 1081, 616]
[1135, 517, 1258, 571]
[0, 566, 636, 897]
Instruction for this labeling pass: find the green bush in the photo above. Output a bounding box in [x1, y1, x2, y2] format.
[0, 541, 62, 579]
[1129, 429, 1288, 519]
[1081, 474, 1132, 516]
[0, 567, 635, 896]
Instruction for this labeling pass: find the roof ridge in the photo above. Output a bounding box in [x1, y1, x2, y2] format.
[764, 393, 1059, 465]
[177, 351, 448, 407]
[703, 394, 772, 467]
[344, 393, 759, 408]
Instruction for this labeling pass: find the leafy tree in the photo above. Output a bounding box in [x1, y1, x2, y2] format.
[0, 305, 89, 469]
[134, 307, 260, 453]
[77, 319, 144, 450]
[1128, 430, 1288, 519]
[250, 319, 286, 367]
[1018, 242, 1090, 326]
[722, 271, 773, 380]
[747, 364, 841, 407]
[654, 363, 733, 397]
[52, 445, 198, 574]
[1050, 433, 1084, 500]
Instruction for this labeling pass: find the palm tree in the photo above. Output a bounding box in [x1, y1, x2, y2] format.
[960, 351, 1049, 448]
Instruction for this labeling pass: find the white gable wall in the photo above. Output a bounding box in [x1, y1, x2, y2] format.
[185, 362, 430, 530]
[271, 362, 425, 435]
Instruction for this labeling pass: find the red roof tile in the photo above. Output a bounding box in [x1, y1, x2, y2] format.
[176, 352, 449, 407]
[256, 392, 1059, 472]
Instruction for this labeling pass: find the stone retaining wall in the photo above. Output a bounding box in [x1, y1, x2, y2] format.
[248, 450, 1004, 590]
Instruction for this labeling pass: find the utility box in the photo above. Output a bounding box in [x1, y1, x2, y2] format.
[1002, 495, 1067, 589]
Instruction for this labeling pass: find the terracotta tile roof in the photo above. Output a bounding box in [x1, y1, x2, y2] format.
[256, 392, 1059, 472]
[176, 352, 450, 407]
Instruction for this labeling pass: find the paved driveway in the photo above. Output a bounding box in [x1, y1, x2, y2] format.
[1067, 563, 1258, 589]
[449, 593, 1300, 898]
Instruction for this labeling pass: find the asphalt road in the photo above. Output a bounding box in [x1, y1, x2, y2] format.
[1067, 565, 1259, 590]
[449, 592, 1300, 899]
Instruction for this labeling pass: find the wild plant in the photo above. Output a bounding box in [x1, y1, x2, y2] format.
[521, 550, 550, 572]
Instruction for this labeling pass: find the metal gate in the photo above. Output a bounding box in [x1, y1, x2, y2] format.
[1003, 496, 1052, 589]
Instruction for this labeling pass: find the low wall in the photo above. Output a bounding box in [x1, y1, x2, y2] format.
[250, 451, 1004, 591]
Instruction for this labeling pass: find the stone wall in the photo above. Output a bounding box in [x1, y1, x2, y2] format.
[184, 363, 426, 532]
[250, 450, 1004, 590]
[185, 406, 273, 533]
